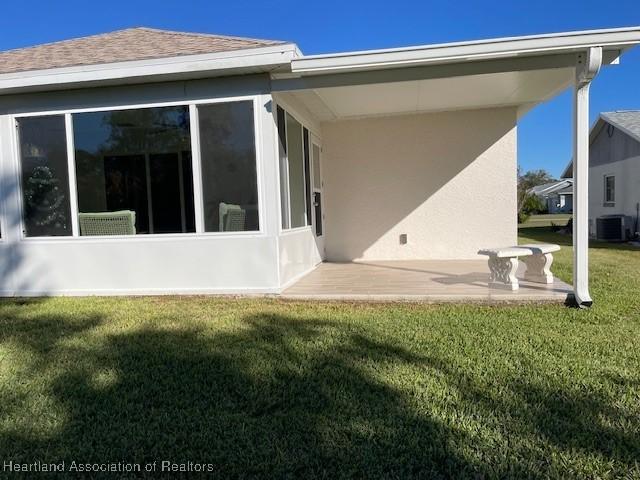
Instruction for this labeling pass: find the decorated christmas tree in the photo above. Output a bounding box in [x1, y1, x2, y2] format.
[24, 165, 68, 234]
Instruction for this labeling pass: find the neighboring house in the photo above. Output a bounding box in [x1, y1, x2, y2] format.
[562, 111, 640, 239]
[529, 179, 573, 214]
[0, 26, 638, 300]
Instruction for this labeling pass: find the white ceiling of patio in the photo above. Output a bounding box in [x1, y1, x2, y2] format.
[284, 67, 574, 121]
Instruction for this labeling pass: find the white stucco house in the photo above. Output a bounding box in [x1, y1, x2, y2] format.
[562, 111, 640, 240]
[0, 27, 639, 305]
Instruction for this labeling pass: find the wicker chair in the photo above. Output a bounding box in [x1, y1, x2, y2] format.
[218, 203, 246, 232]
[78, 210, 136, 236]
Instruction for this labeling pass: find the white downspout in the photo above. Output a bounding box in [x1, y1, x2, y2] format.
[572, 47, 602, 307]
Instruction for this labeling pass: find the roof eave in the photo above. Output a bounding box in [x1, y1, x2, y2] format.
[0, 43, 299, 95]
[290, 27, 640, 75]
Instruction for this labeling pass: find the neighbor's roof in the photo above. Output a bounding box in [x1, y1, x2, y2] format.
[529, 182, 559, 195]
[0, 27, 287, 75]
[561, 110, 640, 177]
[600, 111, 640, 143]
[529, 179, 573, 197]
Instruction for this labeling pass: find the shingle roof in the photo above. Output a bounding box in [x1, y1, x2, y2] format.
[561, 111, 640, 178]
[529, 182, 560, 195]
[600, 110, 640, 143]
[0, 27, 287, 75]
[529, 179, 573, 197]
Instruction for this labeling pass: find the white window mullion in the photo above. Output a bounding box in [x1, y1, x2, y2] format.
[64, 113, 80, 237]
[189, 104, 205, 233]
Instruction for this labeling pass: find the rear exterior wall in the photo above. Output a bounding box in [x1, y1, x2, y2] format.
[321, 107, 518, 261]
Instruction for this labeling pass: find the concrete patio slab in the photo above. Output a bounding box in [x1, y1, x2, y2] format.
[281, 260, 572, 303]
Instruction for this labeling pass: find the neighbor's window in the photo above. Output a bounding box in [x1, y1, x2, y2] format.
[73, 106, 195, 235]
[604, 175, 615, 205]
[17, 115, 73, 237]
[197, 101, 259, 232]
[277, 107, 311, 229]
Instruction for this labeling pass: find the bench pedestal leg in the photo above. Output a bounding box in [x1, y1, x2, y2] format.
[522, 253, 554, 284]
[488, 257, 520, 291]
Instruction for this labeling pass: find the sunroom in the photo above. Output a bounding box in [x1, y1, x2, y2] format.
[0, 86, 285, 295]
[0, 26, 639, 301]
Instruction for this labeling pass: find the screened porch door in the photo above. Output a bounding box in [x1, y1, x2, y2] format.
[310, 137, 325, 258]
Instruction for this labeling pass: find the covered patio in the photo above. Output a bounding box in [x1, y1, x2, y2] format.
[281, 260, 571, 303]
[272, 29, 640, 306]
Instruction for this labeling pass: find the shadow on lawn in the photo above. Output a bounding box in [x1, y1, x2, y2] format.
[1, 308, 638, 478]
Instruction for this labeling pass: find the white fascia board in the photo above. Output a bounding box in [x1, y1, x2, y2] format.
[0, 43, 299, 93]
[291, 27, 640, 74]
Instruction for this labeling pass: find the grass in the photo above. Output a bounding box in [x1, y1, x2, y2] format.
[519, 213, 572, 228]
[1, 230, 639, 478]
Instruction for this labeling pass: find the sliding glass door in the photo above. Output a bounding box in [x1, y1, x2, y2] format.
[311, 138, 324, 256]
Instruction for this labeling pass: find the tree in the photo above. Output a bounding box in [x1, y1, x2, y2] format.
[517, 168, 556, 223]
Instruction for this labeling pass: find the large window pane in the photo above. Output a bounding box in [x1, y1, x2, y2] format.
[198, 102, 259, 232]
[286, 113, 307, 228]
[18, 115, 72, 237]
[277, 106, 290, 229]
[73, 106, 194, 235]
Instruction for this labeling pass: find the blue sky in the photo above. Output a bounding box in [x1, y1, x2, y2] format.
[1, 0, 640, 177]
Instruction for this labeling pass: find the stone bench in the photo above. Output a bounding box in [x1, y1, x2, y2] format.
[518, 243, 561, 285]
[477, 247, 532, 291]
[478, 244, 561, 290]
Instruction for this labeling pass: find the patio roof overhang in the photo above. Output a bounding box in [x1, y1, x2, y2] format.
[271, 27, 640, 120]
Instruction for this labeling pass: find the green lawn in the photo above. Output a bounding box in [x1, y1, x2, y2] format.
[519, 213, 572, 228]
[1, 230, 639, 478]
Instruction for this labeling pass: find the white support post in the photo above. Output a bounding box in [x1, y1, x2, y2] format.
[189, 104, 205, 233]
[64, 114, 80, 237]
[572, 47, 602, 307]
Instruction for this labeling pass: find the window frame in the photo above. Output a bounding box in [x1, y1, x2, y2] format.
[276, 105, 291, 230]
[603, 174, 615, 206]
[10, 95, 265, 241]
[14, 114, 74, 238]
[0, 168, 5, 242]
[275, 103, 317, 233]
